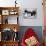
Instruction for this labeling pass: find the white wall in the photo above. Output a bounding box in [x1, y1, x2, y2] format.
[18, 0, 44, 26]
[0, 0, 44, 26]
[0, 0, 15, 7]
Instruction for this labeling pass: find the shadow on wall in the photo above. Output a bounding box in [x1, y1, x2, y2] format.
[18, 26, 43, 44]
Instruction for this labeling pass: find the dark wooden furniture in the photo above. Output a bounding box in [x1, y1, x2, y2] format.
[0, 7, 19, 24]
[2, 40, 19, 46]
[0, 7, 19, 46]
[0, 41, 2, 46]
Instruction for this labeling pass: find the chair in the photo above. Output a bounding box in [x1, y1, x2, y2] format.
[21, 28, 41, 46]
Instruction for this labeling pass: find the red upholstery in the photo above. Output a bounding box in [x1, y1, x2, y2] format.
[21, 28, 41, 46]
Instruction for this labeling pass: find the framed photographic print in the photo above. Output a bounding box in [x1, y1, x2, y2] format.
[2, 10, 9, 15]
[23, 8, 37, 19]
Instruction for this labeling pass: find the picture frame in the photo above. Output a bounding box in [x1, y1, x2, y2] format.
[2, 10, 9, 15]
[23, 8, 37, 19]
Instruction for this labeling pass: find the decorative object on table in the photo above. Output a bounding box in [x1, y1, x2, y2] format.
[2, 16, 8, 24]
[5, 18, 8, 24]
[23, 8, 37, 19]
[21, 28, 41, 46]
[9, 10, 18, 15]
